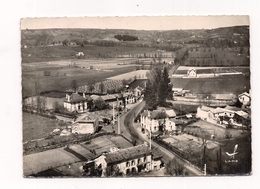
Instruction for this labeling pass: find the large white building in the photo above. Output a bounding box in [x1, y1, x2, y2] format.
[64, 92, 92, 112]
[94, 144, 162, 176]
[196, 106, 215, 120]
[140, 109, 176, 133]
[238, 92, 251, 106]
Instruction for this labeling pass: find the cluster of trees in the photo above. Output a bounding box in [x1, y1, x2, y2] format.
[144, 67, 172, 110]
[114, 35, 138, 41]
[165, 158, 185, 176]
[185, 37, 249, 49]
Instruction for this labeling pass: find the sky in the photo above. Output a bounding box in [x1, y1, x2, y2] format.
[21, 16, 249, 30]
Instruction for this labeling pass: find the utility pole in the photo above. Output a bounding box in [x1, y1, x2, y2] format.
[112, 102, 115, 125]
[149, 126, 152, 150]
[219, 146, 222, 174]
[118, 111, 120, 134]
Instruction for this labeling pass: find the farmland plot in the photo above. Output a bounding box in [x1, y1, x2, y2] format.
[171, 75, 250, 94]
[107, 70, 149, 80]
[22, 65, 136, 97]
[23, 112, 61, 142]
[23, 148, 80, 176]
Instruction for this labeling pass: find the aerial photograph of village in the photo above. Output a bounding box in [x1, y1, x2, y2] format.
[21, 16, 251, 177]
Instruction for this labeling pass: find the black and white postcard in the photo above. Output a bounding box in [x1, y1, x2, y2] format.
[21, 16, 251, 178]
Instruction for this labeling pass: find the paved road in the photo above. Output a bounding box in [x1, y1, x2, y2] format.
[120, 100, 204, 176]
[133, 122, 204, 176]
[114, 100, 145, 142]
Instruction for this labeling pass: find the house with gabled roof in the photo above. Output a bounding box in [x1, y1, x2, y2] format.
[140, 109, 176, 133]
[238, 92, 251, 106]
[71, 113, 101, 134]
[94, 144, 162, 176]
[197, 106, 215, 120]
[187, 68, 197, 78]
[200, 105, 250, 129]
[63, 92, 92, 113]
[134, 86, 144, 98]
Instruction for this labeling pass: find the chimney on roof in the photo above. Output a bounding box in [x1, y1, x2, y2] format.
[68, 95, 71, 102]
[66, 93, 69, 100]
[83, 93, 86, 99]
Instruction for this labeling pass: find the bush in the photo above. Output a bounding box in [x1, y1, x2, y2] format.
[43, 70, 51, 76]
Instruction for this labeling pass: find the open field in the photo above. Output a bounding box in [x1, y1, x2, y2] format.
[171, 74, 250, 94]
[23, 148, 81, 176]
[21, 44, 157, 63]
[164, 133, 219, 150]
[22, 64, 136, 97]
[23, 112, 63, 142]
[107, 70, 149, 80]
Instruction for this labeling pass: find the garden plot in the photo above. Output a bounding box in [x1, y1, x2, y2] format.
[81, 136, 117, 154]
[163, 133, 219, 153]
[186, 120, 242, 140]
[108, 135, 133, 149]
[68, 144, 96, 159]
[23, 112, 62, 142]
[23, 148, 80, 176]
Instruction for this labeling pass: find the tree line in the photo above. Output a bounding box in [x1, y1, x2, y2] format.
[114, 35, 138, 41]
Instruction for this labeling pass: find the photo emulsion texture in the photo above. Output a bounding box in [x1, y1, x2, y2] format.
[21, 16, 251, 177]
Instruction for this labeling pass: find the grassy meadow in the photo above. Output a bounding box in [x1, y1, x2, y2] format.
[23, 112, 62, 142]
[21, 44, 157, 63]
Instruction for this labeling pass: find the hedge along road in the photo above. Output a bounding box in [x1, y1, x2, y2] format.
[121, 100, 204, 176]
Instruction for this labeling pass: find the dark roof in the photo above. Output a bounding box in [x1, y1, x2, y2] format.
[141, 110, 169, 119]
[238, 92, 250, 98]
[76, 113, 99, 122]
[105, 145, 151, 165]
[64, 93, 86, 103]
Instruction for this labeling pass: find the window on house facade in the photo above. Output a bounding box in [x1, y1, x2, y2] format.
[143, 156, 147, 162]
[126, 162, 130, 167]
[154, 126, 156, 130]
[131, 160, 135, 166]
[138, 158, 141, 164]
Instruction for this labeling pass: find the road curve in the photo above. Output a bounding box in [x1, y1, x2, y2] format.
[120, 100, 204, 176]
